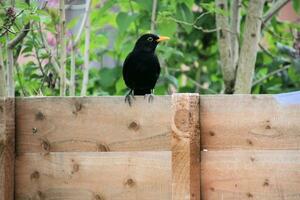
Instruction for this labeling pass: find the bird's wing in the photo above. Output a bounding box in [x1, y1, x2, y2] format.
[122, 52, 136, 89]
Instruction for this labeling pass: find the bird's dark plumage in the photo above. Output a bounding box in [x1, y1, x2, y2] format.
[122, 34, 169, 104]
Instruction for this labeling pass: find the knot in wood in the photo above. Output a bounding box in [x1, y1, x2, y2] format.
[32, 127, 38, 134]
[174, 109, 191, 132]
[72, 101, 82, 115]
[263, 179, 269, 186]
[72, 163, 80, 173]
[37, 191, 45, 199]
[124, 178, 135, 187]
[265, 125, 271, 129]
[246, 192, 253, 198]
[41, 140, 50, 152]
[31, 171, 40, 180]
[97, 143, 110, 152]
[218, 3, 225, 9]
[35, 111, 45, 121]
[128, 121, 140, 131]
[94, 194, 105, 200]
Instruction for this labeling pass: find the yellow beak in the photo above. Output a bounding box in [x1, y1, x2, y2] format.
[156, 36, 170, 42]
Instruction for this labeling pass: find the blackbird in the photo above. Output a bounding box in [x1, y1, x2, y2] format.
[122, 33, 170, 105]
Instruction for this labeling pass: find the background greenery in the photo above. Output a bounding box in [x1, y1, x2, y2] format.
[0, 0, 300, 96]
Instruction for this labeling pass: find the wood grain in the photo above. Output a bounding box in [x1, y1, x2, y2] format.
[16, 96, 172, 153]
[171, 94, 200, 200]
[15, 151, 171, 200]
[200, 95, 300, 150]
[16, 95, 300, 153]
[201, 150, 300, 199]
[0, 98, 15, 200]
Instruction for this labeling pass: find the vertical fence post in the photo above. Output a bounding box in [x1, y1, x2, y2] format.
[0, 98, 15, 200]
[171, 93, 200, 200]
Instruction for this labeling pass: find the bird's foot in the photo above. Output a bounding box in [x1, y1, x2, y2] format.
[125, 93, 135, 106]
[144, 94, 154, 103]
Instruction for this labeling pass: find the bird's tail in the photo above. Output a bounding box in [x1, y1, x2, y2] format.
[134, 89, 151, 95]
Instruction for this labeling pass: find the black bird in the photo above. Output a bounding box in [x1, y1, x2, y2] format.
[122, 33, 169, 105]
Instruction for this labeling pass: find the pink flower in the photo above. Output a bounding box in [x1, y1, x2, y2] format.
[39, 0, 58, 8]
[47, 32, 56, 47]
[48, 0, 58, 8]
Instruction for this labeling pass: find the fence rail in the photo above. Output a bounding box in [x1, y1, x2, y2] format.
[1, 94, 300, 199]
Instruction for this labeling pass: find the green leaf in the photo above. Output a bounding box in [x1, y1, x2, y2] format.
[176, 3, 194, 33]
[116, 12, 139, 34]
[165, 74, 178, 88]
[133, 0, 152, 12]
[292, 0, 300, 14]
[98, 0, 118, 13]
[15, 1, 30, 9]
[157, 13, 177, 37]
[177, 0, 194, 8]
[67, 16, 80, 30]
[115, 77, 126, 95]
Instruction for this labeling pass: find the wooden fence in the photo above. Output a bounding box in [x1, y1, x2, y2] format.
[1, 94, 300, 199]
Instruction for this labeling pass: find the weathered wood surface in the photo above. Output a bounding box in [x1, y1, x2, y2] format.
[201, 95, 300, 150]
[15, 152, 171, 200]
[13, 94, 300, 200]
[0, 98, 15, 200]
[171, 94, 200, 200]
[16, 95, 300, 153]
[16, 96, 172, 153]
[201, 150, 300, 199]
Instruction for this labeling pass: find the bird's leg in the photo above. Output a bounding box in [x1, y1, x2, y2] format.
[144, 90, 154, 103]
[125, 89, 135, 106]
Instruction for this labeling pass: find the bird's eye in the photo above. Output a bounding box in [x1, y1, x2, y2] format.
[147, 37, 153, 42]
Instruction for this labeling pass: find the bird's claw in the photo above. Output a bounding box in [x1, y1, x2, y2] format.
[125, 94, 135, 106]
[144, 94, 154, 103]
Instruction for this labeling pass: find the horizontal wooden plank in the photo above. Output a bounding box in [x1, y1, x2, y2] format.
[16, 95, 300, 152]
[16, 96, 172, 153]
[201, 150, 300, 199]
[15, 151, 171, 200]
[200, 95, 300, 150]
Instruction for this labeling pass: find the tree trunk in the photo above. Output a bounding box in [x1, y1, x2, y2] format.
[215, 0, 235, 94]
[80, 14, 90, 96]
[70, 41, 76, 96]
[59, 0, 67, 96]
[0, 45, 5, 97]
[234, 0, 265, 94]
[230, 0, 241, 74]
[6, 48, 14, 97]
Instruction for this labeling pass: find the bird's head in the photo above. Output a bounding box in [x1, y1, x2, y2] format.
[133, 34, 170, 53]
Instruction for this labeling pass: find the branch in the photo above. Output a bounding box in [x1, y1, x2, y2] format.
[187, 77, 217, 94]
[59, 0, 67, 96]
[7, 22, 30, 49]
[129, 0, 139, 36]
[215, 0, 235, 94]
[262, 0, 290, 28]
[31, 29, 46, 77]
[73, 0, 92, 46]
[80, 14, 90, 96]
[70, 39, 76, 96]
[6, 46, 14, 96]
[259, 43, 274, 59]
[230, 0, 241, 72]
[234, 0, 266, 94]
[252, 64, 291, 86]
[150, 0, 158, 33]
[0, 44, 5, 96]
[169, 16, 219, 33]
